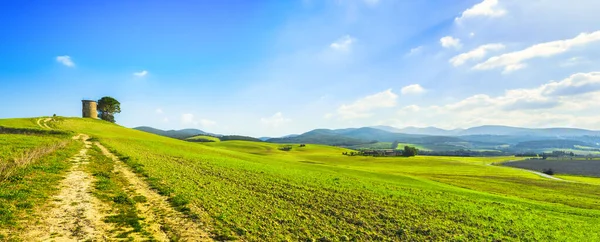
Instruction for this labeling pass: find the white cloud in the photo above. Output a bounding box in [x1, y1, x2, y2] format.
[470, 32, 476, 38]
[56, 55, 75, 67]
[540, 72, 600, 96]
[199, 119, 217, 128]
[401, 84, 426, 95]
[162, 117, 170, 123]
[407, 46, 423, 56]
[181, 113, 196, 125]
[134, 70, 148, 77]
[560, 57, 589, 67]
[336, 89, 397, 119]
[394, 72, 600, 129]
[474, 30, 600, 73]
[261, 112, 291, 128]
[155, 108, 163, 114]
[455, 0, 506, 23]
[330, 35, 356, 51]
[450, 43, 505, 66]
[440, 36, 462, 49]
[402, 105, 421, 112]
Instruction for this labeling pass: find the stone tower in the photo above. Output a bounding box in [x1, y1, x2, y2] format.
[82, 100, 98, 119]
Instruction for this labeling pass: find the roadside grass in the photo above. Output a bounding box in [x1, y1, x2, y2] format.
[0, 135, 79, 239]
[86, 145, 149, 239]
[0, 134, 69, 181]
[50, 117, 600, 240]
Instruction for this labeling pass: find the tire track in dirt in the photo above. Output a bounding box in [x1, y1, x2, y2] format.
[95, 142, 213, 241]
[22, 134, 113, 241]
[36, 117, 53, 129]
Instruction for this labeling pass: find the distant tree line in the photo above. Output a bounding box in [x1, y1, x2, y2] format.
[342, 146, 418, 157]
[419, 149, 509, 157]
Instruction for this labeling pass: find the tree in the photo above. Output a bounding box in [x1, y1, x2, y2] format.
[403, 146, 418, 157]
[97, 96, 121, 123]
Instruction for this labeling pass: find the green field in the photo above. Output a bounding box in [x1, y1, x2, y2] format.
[186, 135, 221, 142]
[2, 117, 600, 240]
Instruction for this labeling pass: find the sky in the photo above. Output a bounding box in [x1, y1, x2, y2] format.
[1, 0, 600, 137]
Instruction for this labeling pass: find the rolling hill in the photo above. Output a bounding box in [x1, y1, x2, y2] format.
[2, 117, 600, 240]
[134, 126, 211, 139]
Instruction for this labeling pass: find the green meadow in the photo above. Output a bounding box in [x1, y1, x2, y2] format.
[186, 135, 221, 142]
[1, 117, 600, 240]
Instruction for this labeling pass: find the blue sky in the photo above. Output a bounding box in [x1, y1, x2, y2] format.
[1, 0, 600, 137]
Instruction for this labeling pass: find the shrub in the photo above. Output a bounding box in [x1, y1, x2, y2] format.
[542, 168, 555, 176]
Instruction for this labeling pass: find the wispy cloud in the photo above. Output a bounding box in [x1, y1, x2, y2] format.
[134, 70, 148, 77]
[401, 84, 426, 95]
[261, 112, 291, 128]
[407, 46, 424, 56]
[155, 108, 163, 114]
[330, 35, 356, 52]
[473, 30, 600, 73]
[450, 43, 505, 66]
[336, 89, 397, 119]
[56, 55, 75, 67]
[455, 0, 506, 23]
[440, 36, 462, 49]
[181, 113, 196, 125]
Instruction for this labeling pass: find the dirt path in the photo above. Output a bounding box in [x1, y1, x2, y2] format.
[36, 117, 53, 129]
[22, 134, 112, 241]
[95, 142, 213, 241]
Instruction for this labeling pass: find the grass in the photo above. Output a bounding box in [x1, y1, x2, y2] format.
[85, 145, 149, 239]
[0, 134, 78, 238]
[186, 135, 220, 142]
[556, 175, 600, 185]
[0, 118, 43, 130]
[39, 117, 600, 241]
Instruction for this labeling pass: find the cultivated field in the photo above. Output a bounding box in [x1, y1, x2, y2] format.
[503, 159, 600, 177]
[1, 117, 600, 240]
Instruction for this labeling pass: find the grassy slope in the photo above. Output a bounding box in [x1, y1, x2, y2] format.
[186, 135, 220, 142]
[44, 117, 600, 240]
[0, 132, 79, 238]
[0, 118, 43, 130]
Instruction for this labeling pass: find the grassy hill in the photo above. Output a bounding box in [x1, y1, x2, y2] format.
[186, 135, 221, 142]
[2, 117, 600, 240]
[134, 126, 210, 139]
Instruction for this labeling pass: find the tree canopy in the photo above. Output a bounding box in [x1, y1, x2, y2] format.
[97, 96, 121, 123]
[403, 146, 419, 157]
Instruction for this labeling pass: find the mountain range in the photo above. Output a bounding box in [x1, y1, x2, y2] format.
[135, 125, 600, 154]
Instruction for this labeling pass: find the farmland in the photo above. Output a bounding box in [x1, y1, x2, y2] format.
[503, 159, 600, 177]
[1, 117, 600, 240]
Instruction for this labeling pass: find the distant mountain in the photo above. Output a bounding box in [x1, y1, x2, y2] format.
[267, 129, 371, 146]
[459, 125, 600, 137]
[372, 125, 600, 137]
[259, 134, 299, 141]
[134, 126, 215, 139]
[266, 127, 459, 146]
[381, 126, 463, 136]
